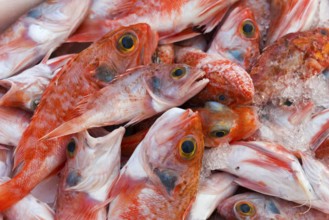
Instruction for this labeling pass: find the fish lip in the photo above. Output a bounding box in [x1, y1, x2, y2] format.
[187, 69, 209, 95]
[153, 168, 178, 195]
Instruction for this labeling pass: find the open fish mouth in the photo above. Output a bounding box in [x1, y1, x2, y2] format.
[187, 69, 209, 95]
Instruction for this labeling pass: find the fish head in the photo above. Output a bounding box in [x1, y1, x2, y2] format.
[218, 193, 283, 220]
[144, 63, 209, 108]
[208, 5, 260, 70]
[198, 101, 238, 147]
[89, 23, 158, 85]
[142, 108, 204, 197]
[62, 127, 125, 194]
[198, 102, 259, 147]
[193, 59, 254, 106]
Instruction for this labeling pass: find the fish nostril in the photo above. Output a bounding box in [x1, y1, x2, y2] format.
[66, 170, 81, 187]
[154, 168, 177, 194]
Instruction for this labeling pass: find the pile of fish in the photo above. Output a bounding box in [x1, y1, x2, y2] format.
[0, 0, 329, 219]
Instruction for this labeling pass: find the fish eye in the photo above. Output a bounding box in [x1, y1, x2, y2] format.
[282, 99, 293, 106]
[31, 99, 40, 111]
[171, 67, 187, 79]
[179, 137, 197, 160]
[241, 20, 256, 38]
[210, 129, 230, 138]
[218, 94, 226, 101]
[235, 201, 256, 217]
[66, 139, 76, 158]
[118, 33, 137, 52]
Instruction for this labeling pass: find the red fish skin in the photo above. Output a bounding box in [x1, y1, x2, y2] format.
[250, 28, 329, 105]
[0, 23, 158, 211]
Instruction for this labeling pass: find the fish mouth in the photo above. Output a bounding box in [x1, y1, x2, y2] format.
[186, 69, 209, 97]
[153, 168, 178, 195]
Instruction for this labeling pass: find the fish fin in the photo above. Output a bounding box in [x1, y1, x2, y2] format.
[46, 54, 75, 71]
[160, 28, 201, 44]
[196, 0, 233, 33]
[106, 0, 135, 18]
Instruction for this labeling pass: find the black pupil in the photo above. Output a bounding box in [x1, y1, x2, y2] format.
[218, 94, 226, 101]
[181, 140, 195, 154]
[243, 23, 254, 33]
[215, 130, 226, 137]
[173, 68, 184, 77]
[67, 140, 76, 154]
[240, 203, 251, 213]
[283, 99, 293, 106]
[121, 35, 134, 49]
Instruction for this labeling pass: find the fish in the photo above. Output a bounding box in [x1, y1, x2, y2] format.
[0, 0, 91, 79]
[197, 101, 259, 147]
[41, 63, 208, 139]
[175, 46, 254, 107]
[202, 141, 317, 208]
[0, 23, 158, 211]
[266, 0, 320, 45]
[55, 127, 125, 219]
[107, 108, 204, 219]
[0, 177, 54, 220]
[0, 54, 73, 111]
[250, 28, 329, 105]
[0, 107, 31, 147]
[68, 0, 238, 43]
[187, 172, 237, 220]
[207, 1, 261, 70]
[218, 192, 329, 220]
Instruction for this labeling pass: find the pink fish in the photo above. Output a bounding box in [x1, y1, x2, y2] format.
[187, 172, 237, 220]
[0, 54, 73, 111]
[218, 192, 329, 220]
[56, 127, 124, 219]
[41, 63, 208, 139]
[0, 0, 91, 78]
[203, 141, 316, 207]
[207, 1, 261, 70]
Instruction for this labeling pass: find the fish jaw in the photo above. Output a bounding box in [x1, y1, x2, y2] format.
[187, 172, 237, 220]
[217, 141, 316, 204]
[308, 108, 329, 151]
[0, 63, 53, 111]
[299, 152, 329, 208]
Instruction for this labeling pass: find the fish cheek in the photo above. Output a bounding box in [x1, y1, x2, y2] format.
[267, 200, 280, 214]
[66, 170, 82, 188]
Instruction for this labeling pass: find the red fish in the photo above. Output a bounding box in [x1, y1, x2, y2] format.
[175, 46, 254, 107]
[250, 28, 329, 105]
[108, 108, 204, 219]
[0, 23, 158, 211]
